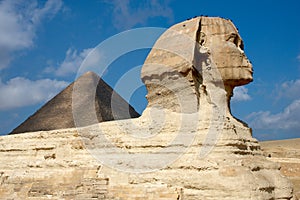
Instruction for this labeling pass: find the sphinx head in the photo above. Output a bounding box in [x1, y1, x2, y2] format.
[141, 17, 253, 113]
[199, 17, 253, 87]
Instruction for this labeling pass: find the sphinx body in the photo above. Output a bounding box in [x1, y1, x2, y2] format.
[78, 16, 296, 199]
[0, 17, 297, 200]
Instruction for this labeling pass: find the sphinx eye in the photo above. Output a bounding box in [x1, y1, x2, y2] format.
[227, 33, 238, 45]
[227, 33, 244, 50]
[239, 40, 244, 50]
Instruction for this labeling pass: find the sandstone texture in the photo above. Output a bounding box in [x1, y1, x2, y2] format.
[261, 139, 300, 199]
[10, 71, 140, 134]
[0, 16, 297, 199]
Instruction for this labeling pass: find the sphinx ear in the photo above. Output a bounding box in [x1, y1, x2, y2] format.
[198, 32, 206, 46]
[197, 31, 209, 54]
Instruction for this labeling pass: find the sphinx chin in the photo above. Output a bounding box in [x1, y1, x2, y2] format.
[225, 78, 253, 87]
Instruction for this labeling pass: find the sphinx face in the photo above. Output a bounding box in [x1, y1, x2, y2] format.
[201, 18, 253, 86]
[141, 17, 253, 113]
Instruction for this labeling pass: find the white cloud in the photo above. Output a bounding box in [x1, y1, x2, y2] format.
[109, 0, 173, 30]
[246, 78, 300, 136]
[247, 99, 300, 131]
[46, 47, 94, 77]
[279, 79, 300, 100]
[0, 0, 63, 69]
[232, 86, 251, 102]
[247, 79, 300, 131]
[31, 0, 63, 24]
[297, 54, 300, 61]
[0, 77, 68, 110]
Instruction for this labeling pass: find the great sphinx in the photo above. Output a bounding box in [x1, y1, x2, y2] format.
[0, 17, 297, 199]
[76, 16, 296, 199]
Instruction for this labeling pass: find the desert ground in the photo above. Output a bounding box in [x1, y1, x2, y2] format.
[261, 138, 300, 198]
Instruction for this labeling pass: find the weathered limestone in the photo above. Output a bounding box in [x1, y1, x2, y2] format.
[0, 16, 297, 199]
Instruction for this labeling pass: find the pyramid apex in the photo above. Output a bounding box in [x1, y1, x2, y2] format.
[76, 71, 101, 83]
[81, 71, 99, 77]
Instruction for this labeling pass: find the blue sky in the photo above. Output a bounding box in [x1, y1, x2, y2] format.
[0, 0, 299, 141]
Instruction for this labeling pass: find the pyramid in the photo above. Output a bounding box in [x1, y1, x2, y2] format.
[10, 71, 140, 134]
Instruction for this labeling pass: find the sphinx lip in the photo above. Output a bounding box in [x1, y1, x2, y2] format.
[246, 65, 253, 73]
